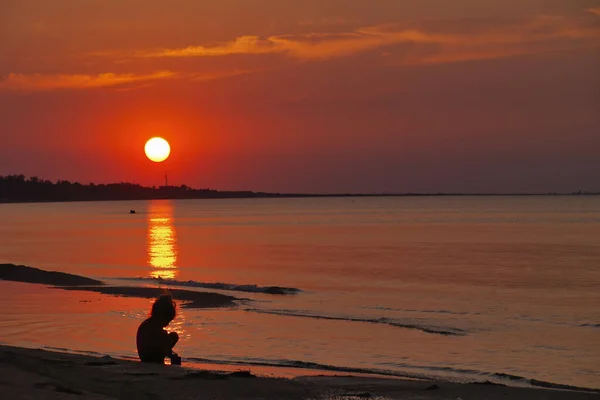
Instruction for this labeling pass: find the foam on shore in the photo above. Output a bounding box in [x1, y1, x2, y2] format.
[113, 276, 301, 295]
[245, 308, 467, 336]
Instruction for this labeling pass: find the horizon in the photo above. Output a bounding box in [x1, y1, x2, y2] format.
[2, 1, 599, 193]
[1, 174, 598, 196]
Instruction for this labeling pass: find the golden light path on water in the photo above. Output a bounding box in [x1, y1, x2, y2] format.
[145, 200, 190, 347]
[147, 201, 178, 279]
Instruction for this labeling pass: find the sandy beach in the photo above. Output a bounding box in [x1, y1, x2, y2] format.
[1, 345, 598, 400]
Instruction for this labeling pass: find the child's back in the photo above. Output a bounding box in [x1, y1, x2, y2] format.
[136, 293, 179, 364]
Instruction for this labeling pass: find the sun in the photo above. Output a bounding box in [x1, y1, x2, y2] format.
[145, 137, 171, 163]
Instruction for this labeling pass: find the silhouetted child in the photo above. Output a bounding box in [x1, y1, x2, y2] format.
[136, 293, 181, 364]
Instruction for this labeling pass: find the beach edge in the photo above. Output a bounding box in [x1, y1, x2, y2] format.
[0, 345, 597, 400]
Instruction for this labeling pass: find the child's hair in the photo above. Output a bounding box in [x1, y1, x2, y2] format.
[151, 292, 176, 323]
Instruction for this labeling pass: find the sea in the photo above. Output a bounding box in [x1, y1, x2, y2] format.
[1, 196, 599, 390]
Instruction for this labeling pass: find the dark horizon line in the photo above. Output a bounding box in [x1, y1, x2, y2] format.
[0, 174, 598, 204]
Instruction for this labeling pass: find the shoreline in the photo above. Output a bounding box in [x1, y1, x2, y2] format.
[2, 263, 600, 394]
[0, 264, 600, 395]
[1, 192, 600, 205]
[0, 263, 242, 308]
[1, 345, 598, 400]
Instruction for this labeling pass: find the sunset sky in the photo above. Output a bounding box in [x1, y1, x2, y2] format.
[1, 0, 599, 193]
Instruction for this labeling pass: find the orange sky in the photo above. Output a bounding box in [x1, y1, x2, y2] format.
[1, 0, 599, 193]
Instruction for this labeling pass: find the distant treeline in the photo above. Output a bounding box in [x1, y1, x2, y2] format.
[0, 175, 288, 203]
[0, 175, 598, 203]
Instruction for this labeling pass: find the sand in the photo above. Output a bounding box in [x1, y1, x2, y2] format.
[0, 345, 598, 400]
[0, 263, 239, 308]
[0, 263, 104, 286]
[56, 285, 239, 308]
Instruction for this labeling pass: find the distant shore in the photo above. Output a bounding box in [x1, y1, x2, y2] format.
[1, 175, 598, 203]
[2, 192, 598, 204]
[1, 345, 598, 400]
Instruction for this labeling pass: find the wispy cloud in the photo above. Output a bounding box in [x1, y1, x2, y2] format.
[134, 30, 452, 60]
[0, 71, 175, 91]
[0, 68, 265, 92]
[139, 36, 279, 58]
[388, 14, 600, 66]
[122, 12, 599, 65]
[190, 68, 265, 82]
[588, 8, 600, 17]
[297, 17, 356, 27]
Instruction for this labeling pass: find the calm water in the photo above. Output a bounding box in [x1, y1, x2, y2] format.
[1, 197, 599, 389]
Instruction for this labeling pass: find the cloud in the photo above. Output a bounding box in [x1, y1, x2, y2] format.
[190, 68, 265, 82]
[0, 71, 175, 92]
[0, 68, 269, 92]
[297, 17, 356, 27]
[399, 48, 547, 66]
[125, 12, 599, 65]
[135, 30, 452, 60]
[137, 36, 281, 58]
[387, 14, 600, 66]
[588, 8, 600, 17]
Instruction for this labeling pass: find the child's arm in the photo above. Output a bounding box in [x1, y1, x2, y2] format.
[153, 329, 178, 356]
[167, 331, 179, 349]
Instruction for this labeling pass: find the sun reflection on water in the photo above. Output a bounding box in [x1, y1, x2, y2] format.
[147, 200, 178, 279]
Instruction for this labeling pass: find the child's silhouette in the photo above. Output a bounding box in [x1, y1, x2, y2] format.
[136, 293, 181, 364]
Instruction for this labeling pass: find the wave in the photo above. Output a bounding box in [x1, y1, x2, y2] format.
[365, 305, 470, 316]
[110, 277, 301, 295]
[187, 356, 427, 379]
[44, 346, 103, 356]
[184, 356, 600, 393]
[243, 308, 467, 336]
[369, 306, 600, 332]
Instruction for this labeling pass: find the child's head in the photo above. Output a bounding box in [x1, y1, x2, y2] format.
[151, 292, 176, 326]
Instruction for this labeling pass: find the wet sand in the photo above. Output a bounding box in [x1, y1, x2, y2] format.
[1, 345, 597, 400]
[57, 285, 239, 308]
[0, 263, 239, 308]
[0, 263, 103, 286]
